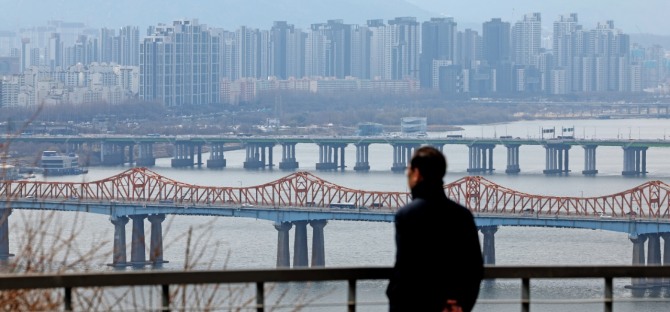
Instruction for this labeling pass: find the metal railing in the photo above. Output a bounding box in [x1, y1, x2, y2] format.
[0, 265, 669, 311]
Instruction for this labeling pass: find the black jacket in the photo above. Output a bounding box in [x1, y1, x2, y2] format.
[386, 180, 484, 312]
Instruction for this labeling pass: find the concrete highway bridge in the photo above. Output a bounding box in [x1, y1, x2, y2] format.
[10, 134, 670, 176]
[1, 168, 670, 287]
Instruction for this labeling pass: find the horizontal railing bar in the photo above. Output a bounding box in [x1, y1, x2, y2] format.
[484, 265, 670, 279]
[0, 266, 669, 291]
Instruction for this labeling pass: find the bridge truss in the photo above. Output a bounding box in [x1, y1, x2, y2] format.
[1, 168, 668, 218]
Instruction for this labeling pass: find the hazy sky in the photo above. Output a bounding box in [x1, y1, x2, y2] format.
[408, 0, 670, 35]
[1, 0, 668, 35]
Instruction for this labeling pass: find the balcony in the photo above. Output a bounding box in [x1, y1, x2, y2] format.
[1, 265, 670, 311]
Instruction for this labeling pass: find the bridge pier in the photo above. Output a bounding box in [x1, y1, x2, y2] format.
[310, 220, 327, 267]
[100, 142, 126, 166]
[244, 143, 275, 169]
[148, 214, 167, 266]
[316, 143, 346, 171]
[543, 144, 570, 175]
[647, 233, 663, 286]
[622, 146, 648, 176]
[504, 144, 521, 174]
[110, 216, 129, 267]
[391, 144, 419, 172]
[274, 222, 292, 268]
[279, 143, 299, 170]
[663, 233, 670, 286]
[171, 143, 196, 167]
[0, 209, 13, 259]
[354, 143, 370, 172]
[136, 143, 156, 167]
[582, 145, 598, 175]
[207, 143, 227, 168]
[467, 144, 495, 174]
[130, 215, 151, 267]
[480, 226, 497, 265]
[629, 234, 648, 288]
[293, 221, 309, 267]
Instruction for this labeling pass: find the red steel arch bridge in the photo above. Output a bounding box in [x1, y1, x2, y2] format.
[1, 168, 669, 288]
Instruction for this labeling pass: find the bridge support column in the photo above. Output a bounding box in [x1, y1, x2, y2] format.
[622, 147, 648, 176]
[480, 226, 497, 265]
[293, 221, 309, 267]
[171, 143, 196, 167]
[128, 144, 135, 165]
[629, 234, 648, 288]
[391, 144, 419, 172]
[136, 143, 156, 167]
[504, 144, 520, 174]
[110, 216, 129, 267]
[582, 145, 598, 175]
[130, 215, 149, 267]
[148, 214, 167, 266]
[279, 143, 299, 170]
[0, 209, 13, 259]
[196, 144, 203, 167]
[310, 220, 327, 267]
[662, 233, 670, 286]
[100, 142, 126, 166]
[244, 143, 275, 169]
[647, 233, 662, 286]
[354, 143, 370, 171]
[274, 222, 292, 268]
[467, 144, 495, 174]
[543, 144, 570, 175]
[317, 143, 347, 170]
[207, 143, 227, 168]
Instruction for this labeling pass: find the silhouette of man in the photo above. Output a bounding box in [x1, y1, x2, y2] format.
[387, 146, 484, 312]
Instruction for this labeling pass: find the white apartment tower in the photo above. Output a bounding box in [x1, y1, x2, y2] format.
[367, 19, 392, 80]
[140, 19, 220, 107]
[512, 13, 541, 67]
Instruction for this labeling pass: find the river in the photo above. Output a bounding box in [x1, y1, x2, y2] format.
[13, 118, 670, 311]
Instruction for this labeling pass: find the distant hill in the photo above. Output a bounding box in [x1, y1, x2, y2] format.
[1, 0, 438, 30]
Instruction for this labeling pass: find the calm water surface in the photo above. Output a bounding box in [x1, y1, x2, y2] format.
[15, 118, 670, 311]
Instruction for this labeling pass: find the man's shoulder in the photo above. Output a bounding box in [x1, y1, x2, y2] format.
[447, 198, 476, 217]
[396, 198, 427, 215]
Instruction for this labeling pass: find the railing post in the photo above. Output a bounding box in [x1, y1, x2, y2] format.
[161, 284, 170, 312]
[604, 277, 613, 312]
[256, 282, 265, 312]
[348, 279, 356, 312]
[64, 287, 72, 311]
[521, 278, 530, 312]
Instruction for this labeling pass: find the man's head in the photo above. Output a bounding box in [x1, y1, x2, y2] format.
[406, 146, 447, 189]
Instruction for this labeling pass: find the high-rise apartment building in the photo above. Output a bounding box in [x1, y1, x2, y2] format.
[350, 24, 371, 79]
[270, 21, 305, 79]
[482, 18, 510, 66]
[388, 17, 420, 81]
[457, 28, 481, 69]
[512, 13, 541, 67]
[553, 14, 580, 92]
[367, 19, 392, 80]
[119, 26, 140, 66]
[420, 17, 457, 88]
[140, 19, 220, 106]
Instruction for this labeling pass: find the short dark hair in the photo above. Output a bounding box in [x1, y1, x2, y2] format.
[410, 146, 447, 183]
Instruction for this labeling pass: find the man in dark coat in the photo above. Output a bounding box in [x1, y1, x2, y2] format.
[386, 146, 484, 312]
